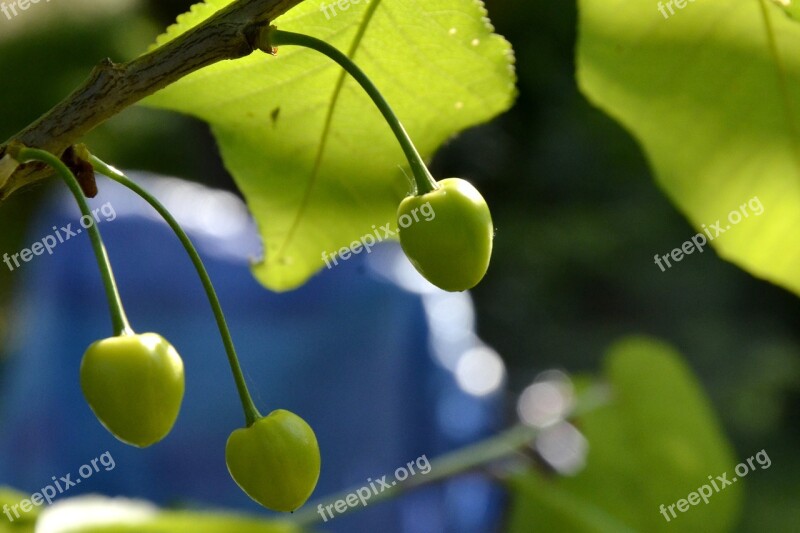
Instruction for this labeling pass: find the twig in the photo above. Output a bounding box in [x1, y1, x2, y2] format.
[0, 0, 304, 200]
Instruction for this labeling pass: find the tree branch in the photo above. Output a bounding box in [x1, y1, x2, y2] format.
[0, 0, 303, 200]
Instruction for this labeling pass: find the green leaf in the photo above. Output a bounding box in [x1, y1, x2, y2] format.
[577, 0, 800, 296]
[508, 336, 742, 532]
[144, 0, 516, 291]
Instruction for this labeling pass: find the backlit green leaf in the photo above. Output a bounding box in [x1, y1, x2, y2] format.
[145, 0, 516, 290]
[577, 0, 800, 296]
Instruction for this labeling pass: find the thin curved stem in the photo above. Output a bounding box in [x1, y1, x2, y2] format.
[89, 154, 262, 427]
[14, 147, 132, 337]
[265, 28, 438, 196]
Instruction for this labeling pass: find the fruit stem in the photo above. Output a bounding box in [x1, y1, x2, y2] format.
[13, 147, 132, 337]
[89, 154, 262, 427]
[264, 28, 438, 196]
[291, 383, 611, 525]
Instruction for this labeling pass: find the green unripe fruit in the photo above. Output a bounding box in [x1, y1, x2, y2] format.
[397, 177, 494, 292]
[226, 409, 321, 512]
[80, 332, 185, 448]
